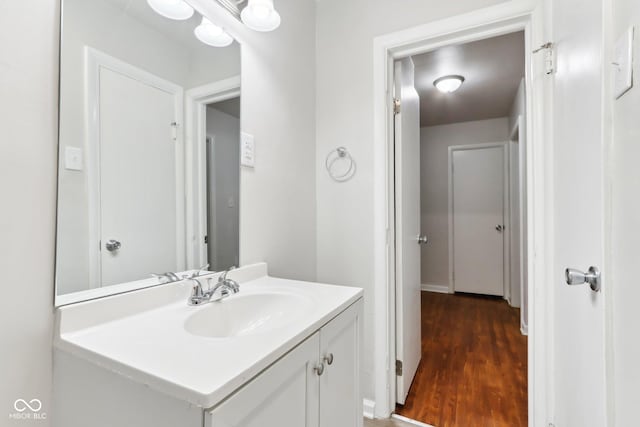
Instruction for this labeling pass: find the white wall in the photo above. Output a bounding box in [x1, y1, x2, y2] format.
[188, 0, 320, 282]
[610, 0, 640, 423]
[315, 0, 510, 402]
[420, 118, 510, 287]
[0, 1, 58, 424]
[206, 106, 240, 270]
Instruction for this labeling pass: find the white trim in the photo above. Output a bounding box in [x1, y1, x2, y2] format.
[184, 77, 241, 270]
[84, 47, 185, 290]
[511, 114, 529, 330]
[521, 324, 529, 336]
[363, 398, 376, 419]
[391, 414, 435, 427]
[447, 142, 510, 297]
[420, 283, 449, 294]
[372, 2, 549, 425]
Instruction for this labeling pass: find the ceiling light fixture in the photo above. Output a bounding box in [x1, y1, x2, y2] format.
[433, 75, 465, 93]
[241, 0, 281, 32]
[147, 0, 194, 20]
[194, 17, 234, 47]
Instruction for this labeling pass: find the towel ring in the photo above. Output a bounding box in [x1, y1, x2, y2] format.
[325, 147, 356, 182]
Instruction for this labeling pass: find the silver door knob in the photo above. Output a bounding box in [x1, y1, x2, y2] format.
[495, 225, 503, 232]
[314, 363, 325, 376]
[105, 239, 122, 252]
[565, 266, 601, 292]
[417, 235, 428, 244]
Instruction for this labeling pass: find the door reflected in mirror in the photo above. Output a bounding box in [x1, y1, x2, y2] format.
[55, 0, 241, 304]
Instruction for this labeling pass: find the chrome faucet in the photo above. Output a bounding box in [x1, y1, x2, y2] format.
[188, 266, 239, 306]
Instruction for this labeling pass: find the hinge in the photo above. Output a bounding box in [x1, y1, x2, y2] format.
[204, 235, 208, 244]
[533, 42, 555, 75]
[395, 360, 403, 376]
[170, 121, 179, 141]
[393, 98, 401, 115]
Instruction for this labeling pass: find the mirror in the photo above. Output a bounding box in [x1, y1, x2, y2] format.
[55, 0, 241, 304]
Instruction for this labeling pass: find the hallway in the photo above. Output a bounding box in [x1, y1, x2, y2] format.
[395, 292, 527, 427]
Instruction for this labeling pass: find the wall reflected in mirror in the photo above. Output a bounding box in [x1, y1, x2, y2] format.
[55, 0, 241, 303]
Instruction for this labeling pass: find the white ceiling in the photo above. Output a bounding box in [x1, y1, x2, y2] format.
[412, 31, 525, 127]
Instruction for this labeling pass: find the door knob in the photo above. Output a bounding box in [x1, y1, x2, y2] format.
[417, 235, 428, 244]
[495, 225, 503, 232]
[105, 239, 122, 252]
[565, 266, 601, 292]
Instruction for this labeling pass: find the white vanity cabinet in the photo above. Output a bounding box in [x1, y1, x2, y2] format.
[206, 300, 362, 427]
[54, 265, 364, 427]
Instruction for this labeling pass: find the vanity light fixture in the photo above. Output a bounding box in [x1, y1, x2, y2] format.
[433, 75, 465, 93]
[147, 0, 194, 20]
[194, 17, 234, 47]
[241, 0, 281, 32]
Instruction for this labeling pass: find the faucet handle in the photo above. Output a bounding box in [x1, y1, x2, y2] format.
[218, 266, 236, 282]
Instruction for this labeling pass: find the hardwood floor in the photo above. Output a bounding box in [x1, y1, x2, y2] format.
[395, 292, 527, 427]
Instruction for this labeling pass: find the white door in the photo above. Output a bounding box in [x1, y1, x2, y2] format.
[206, 333, 320, 427]
[451, 145, 505, 296]
[394, 57, 422, 404]
[551, 0, 607, 424]
[99, 67, 179, 286]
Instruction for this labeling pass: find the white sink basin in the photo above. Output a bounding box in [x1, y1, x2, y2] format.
[184, 292, 314, 338]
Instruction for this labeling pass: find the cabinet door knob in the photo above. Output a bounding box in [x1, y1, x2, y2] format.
[323, 353, 334, 365]
[314, 363, 325, 376]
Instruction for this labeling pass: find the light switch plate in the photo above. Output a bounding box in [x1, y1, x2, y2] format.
[241, 132, 255, 168]
[613, 26, 634, 99]
[65, 146, 83, 171]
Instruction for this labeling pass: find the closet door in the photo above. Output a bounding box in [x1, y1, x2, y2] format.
[452, 145, 505, 296]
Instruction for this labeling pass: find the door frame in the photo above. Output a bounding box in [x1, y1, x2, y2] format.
[84, 47, 185, 289]
[448, 142, 510, 296]
[184, 76, 241, 270]
[510, 114, 528, 333]
[372, 2, 552, 424]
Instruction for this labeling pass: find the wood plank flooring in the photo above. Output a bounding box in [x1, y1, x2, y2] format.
[395, 292, 527, 427]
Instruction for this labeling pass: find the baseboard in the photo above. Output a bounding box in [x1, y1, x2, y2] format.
[391, 414, 435, 427]
[421, 283, 449, 294]
[363, 399, 376, 419]
[521, 323, 528, 336]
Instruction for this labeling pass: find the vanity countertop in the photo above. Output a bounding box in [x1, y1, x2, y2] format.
[54, 263, 363, 408]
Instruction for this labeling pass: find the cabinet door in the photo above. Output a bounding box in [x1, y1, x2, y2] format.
[206, 333, 320, 427]
[319, 301, 363, 427]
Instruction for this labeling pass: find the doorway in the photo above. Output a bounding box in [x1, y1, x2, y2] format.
[184, 76, 240, 270]
[392, 30, 528, 427]
[205, 97, 241, 271]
